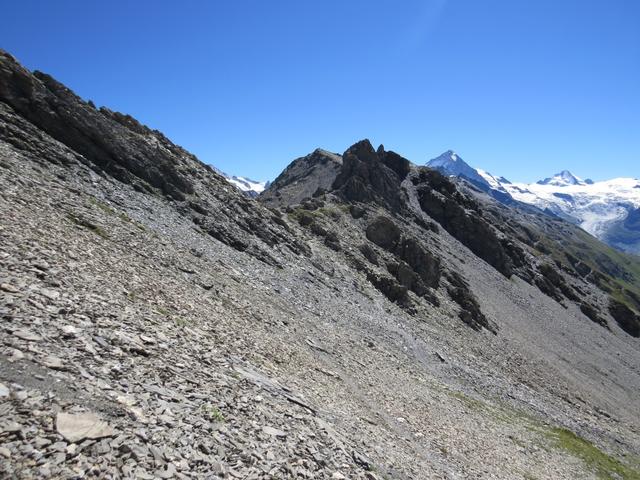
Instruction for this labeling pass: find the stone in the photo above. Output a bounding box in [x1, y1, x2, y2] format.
[61, 325, 78, 337]
[42, 355, 66, 370]
[38, 288, 60, 300]
[0, 421, 22, 434]
[0, 283, 19, 293]
[8, 348, 25, 362]
[56, 412, 115, 443]
[352, 450, 373, 470]
[154, 463, 176, 479]
[13, 329, 42, 342]
[33, 437, 52, 449]
[262, 425, 287, 438]
[0, 383, 9, 398]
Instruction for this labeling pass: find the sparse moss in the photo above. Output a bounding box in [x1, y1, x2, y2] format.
[174, 317, 188, 327]
[88, 197, 116, 215]
[67, 213, 109, 239]
[201, 404, 225, 422]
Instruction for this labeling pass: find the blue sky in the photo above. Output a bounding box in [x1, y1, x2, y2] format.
[3, 1, 639, 182]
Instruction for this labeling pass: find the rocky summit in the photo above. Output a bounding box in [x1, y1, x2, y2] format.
[1, 49, 640, 480]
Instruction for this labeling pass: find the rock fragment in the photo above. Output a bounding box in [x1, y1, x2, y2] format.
[12, 329, 42, 341]
[55, 412, 115, 443]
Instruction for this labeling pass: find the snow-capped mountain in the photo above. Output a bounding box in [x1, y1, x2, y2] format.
[209, 164, 269, 197]
[225, 175, 270, 198]
[536, 170, 594, 187]
[426, 151, 514, 204]
[504, 176, 640, 253]
[427, 151, 640, 255]
[427, 151, 492, 188]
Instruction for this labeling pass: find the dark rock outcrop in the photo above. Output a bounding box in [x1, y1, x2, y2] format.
[446, 271, 496, 334]
[366, 216, 401, 250]
[366, 271, 411, 306]
[608, 299, 640, 337]
[0, 51, 194, 200]
[332, 140, 408, 211]
[580, 303, 608, 328]
[415, 169, 513, 277]
[365, 216, 440, 293]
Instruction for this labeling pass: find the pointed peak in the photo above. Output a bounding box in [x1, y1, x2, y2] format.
[427, 150, 467, 169]
[445, 149, 458, 159]
[343, 139, 377, 163]
[537, 170, 585, 186]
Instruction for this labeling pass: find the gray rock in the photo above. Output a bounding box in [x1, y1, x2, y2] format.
[55, 412, 115, 443]
[12, 329, 42, 342]
[262, 425, 287, 438]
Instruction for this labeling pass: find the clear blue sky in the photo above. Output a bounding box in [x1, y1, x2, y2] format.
[3, 1, 639, 182]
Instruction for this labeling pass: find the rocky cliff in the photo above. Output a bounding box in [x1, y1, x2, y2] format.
[2, 50, 640, 479]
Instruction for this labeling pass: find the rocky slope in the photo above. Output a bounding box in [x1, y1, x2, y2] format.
[2, 49, 640, 480]
[427, 151, 640, 255]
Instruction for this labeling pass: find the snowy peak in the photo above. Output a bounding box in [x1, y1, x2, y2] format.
[426, 151, 514, 204]
[427, 151, 491, 189]
[537, 170, 587, 187]
[226, 176, 269, 196]
[427, 150, 467, 171]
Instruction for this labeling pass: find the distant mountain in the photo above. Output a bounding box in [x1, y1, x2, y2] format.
[426, 151, 513, 204]
[260, 148, 343, 207]
[536, 170, 594, 187]
[427, 152, 640, 255]
[225, 175, 269, 198]
[427, 150, 491, 188]
[505, 175, 640, 255]
[208, 165, 269, 198]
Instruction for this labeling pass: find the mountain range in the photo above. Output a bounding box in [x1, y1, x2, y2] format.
[426, 151, 640, 255]
[2, 49, 640, 479]
[233, 151, 640, 257]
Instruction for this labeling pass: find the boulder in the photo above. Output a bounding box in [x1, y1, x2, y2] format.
[366, 216, 400, 250]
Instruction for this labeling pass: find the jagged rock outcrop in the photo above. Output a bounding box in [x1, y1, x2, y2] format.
[365, 215, 401, 250]
[332, 140, 409, 211]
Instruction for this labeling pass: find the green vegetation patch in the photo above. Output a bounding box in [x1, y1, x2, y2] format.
[201, 404, 225, 422]
[88, 197, 116, 215]
[546, 427, 640, 480]
[67, 213, 109, 239]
